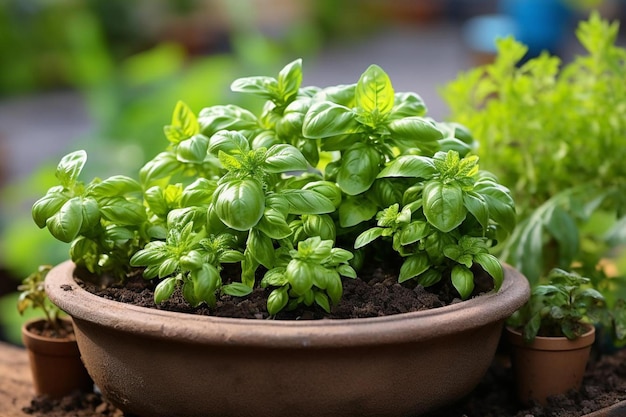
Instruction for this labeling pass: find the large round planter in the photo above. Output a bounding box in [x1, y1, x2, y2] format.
[506, 324, 596, 406]
[46, 260, 530, 417]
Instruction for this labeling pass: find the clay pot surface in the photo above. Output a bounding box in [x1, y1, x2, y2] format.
[21, 318, 93, 398]
[46, 260, 530, 417]
[506, 324, 595, 405]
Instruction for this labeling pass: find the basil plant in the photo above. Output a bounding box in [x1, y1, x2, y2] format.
[32, 59, 516, 315]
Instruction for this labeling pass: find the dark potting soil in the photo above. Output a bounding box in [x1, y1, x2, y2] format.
[74, 263, 491, 320]
[25, 318, 76, 340]
[22, 266, 626, 416]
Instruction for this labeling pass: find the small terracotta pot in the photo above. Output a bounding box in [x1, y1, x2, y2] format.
[506, 325, 595, 406]
[21, 318, 93, 398]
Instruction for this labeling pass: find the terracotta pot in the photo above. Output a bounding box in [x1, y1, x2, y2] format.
[21, 318, 93, 398]
[45, 260, 530, 417]
[506, 325, 595, 406]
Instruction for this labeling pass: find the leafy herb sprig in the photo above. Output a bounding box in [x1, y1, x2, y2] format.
[508, 269, 605, 343]
[442, 13, 626, 286]
[18, 265, 63, 334]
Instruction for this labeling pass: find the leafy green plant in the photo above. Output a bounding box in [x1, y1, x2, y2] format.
[31, 59, 516, 316]
[442, 12, 626, 286]
[507, 268, 607, 343]
[17, 265, 62, 333]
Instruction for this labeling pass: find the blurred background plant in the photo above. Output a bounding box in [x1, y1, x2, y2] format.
[0, 0, 623, 345]
[442, 11, 626, 349]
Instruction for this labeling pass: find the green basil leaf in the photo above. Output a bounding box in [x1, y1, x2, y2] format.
[263, 144, 309, 173]
[247, 228, 275, 269]
[354, 227, 384, 249]
[302, 181, 342, 208]
[158, 258, 179, 278]
[267, 286, 289, 315]
[181, 178, 216, 207]
[463, 192, 489, 231]
[277, 58, 302, 103]
[164, 101, 198, 144]
[172, 101, 198, 137]
[217, 249, 244, 264]
[337, 264, 357, 279]
[252, 130, 280, 149]
[438, 137, 474, 157]
[130, 242, 167, 267]
[276, 99, 309, 138]
[303, 214, 336, 241]
[302, 101, 359, 139]
[100, 197, 147, 226]
[104, 225, 135, 242]
[262, 268, 288, 287]
[182, 279, 200, 307]
[190, 264, 220, 307]
[378, 155, 436, 179]
[286, 259, 313, 295]
[280, 189, 335, 214]
[79, 197, 100, 233]
[417, 269, 442, 287]
[213, 179, 265, 231]
[338, 195, 378, 228]
[139, 152, 182, 185]
[399, 252, 430, 283]
[368, 179, 404, 208]
[199, 104, 258, 136]
[256, 209, 292, 239]
[144, 186, 168, 217]
[217, 150, 243, 171]
[314, 291, 331, 313]
[355, 64, 395, 117]
[474, 253, 504, 291]
[32, 191, 68, 228]
[69, 237, 99, 274]
[154, 277, 177, 304]
[55, 150, 87, 188]
[46, 197, 83, 243]
[90, 175, 142, 197]
[230, 76, 279, 99]
[328, 248, 354, 265]
[389, 92, 427, 119]
[451, 265, 474, 299]
[400, 221, 429, 245]
[423, 181, 466, 232]
[337, 143, 380, 195]
[177, 134, 210, 164]
[222, 282, 253, 297]
[474, 180, 516, 235]
[316, 83, 356, 107]
[388, 117, 443, 145]
[180, 250, 204, 270]
[208, 130, 250, 156]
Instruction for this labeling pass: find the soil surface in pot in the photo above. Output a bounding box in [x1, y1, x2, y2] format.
[21, 347, 626, 416]
[74, 264, 493, 320]
[26, 319, 76, 340]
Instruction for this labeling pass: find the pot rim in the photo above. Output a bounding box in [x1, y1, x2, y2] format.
[46, 260, 530, 348]
[22, 317, 76, 344]
[505, 324, 596, 351]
